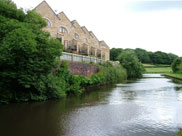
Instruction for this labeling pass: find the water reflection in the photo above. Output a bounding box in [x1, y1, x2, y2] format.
[0, 74, 182, 136]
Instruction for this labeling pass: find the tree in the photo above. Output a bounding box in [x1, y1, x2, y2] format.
[110, 48, 123, 61]
[117, 50, 143, 78]
[135, 48, 152, 64]
[0, 0, 63, 103]
[171, 57, 182, 73]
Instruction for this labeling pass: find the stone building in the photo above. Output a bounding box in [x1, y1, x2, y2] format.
[34, 1, 110, 60]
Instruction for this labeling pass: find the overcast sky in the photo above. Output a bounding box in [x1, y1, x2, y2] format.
[12, 0, 182, 56]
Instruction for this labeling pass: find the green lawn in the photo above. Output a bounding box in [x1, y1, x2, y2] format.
[144, 67, 172, 73]
[177, 129, 182, 136]
[143, 63, 182, 80]
[164, 73, 182, 79]
[143, 64, 170, 68]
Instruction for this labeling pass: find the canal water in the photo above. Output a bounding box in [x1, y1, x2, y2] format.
[0, 74, 182, 136]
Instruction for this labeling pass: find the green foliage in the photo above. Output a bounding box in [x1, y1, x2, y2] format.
[110, 48, 178, 65]
[110, 48, 123, 61]
[99, 64, 127, 83]
[47, 61, 127, 98]
[172, 57, 182, 73]
[0, 0, 63, 103]
[177, 129, 182, 136]
[0, 0, 25, 21]
[24, 10, 47, 29]
[117, 50, 143, 78]
[135, 48, 151, 64]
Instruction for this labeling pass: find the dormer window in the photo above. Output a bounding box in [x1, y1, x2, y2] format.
[60, 27, 67, 33]
[74, 33, 79, 39]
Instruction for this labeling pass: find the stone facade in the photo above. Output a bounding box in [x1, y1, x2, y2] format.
[34, 1, 110, 60]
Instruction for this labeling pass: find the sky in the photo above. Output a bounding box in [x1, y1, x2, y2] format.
[12, 0, 182, 56]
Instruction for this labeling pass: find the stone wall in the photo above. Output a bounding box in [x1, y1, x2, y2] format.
[68, 62, 99, 77]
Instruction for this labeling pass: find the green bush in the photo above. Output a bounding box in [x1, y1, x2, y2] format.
[52, 61, 127, 97]
[0, 0, 63, 103]
[172, 57, 182, 73]
[117, 50, 143, 78]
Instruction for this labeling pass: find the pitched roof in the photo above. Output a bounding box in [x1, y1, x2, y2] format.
[58, 11, 72, 24]
[99, 41, 109, 49]
[89, 31, 99, 42]
[34, 1, 61, 20]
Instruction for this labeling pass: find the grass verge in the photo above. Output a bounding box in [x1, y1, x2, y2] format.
[177, 129, 182, 136]
[144, 67, 172, 73]
[163, 73, 182, 80]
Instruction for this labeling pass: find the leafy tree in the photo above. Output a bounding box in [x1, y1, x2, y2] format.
[0, 0, 25, 21]
[110, 47, 178, 65]
[0, 0, 63, 103]
[117, 50, 143, 78]
[135, 48, 151, 64]
[171, 57, 182, 73]
[110, 48, 123, 61]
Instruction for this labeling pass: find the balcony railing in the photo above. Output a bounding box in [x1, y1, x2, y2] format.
[60, 52, 119, 66]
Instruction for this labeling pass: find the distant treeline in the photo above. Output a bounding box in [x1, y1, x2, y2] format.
[110, 48, 178, 65]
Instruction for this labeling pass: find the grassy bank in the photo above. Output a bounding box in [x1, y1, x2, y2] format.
[143, 64, 182, 80]
[177, 129, 182, 136]
[163, 73, 182, 80]
[143, 64, 172, 73]
[145, 67, 172, 73]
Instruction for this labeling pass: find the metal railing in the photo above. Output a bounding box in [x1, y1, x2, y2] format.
[60, 52, 119, 65]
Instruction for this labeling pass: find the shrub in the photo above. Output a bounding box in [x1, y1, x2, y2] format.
[117, 50, 143, 78]
[0, 0, 63, 103]
[172, 57, 182, 73]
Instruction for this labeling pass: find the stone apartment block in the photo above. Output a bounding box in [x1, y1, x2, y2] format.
[34, 1, 110, 60]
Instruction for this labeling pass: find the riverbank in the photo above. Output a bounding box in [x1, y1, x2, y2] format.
[163, 73, 182, 81]
[143, 64, 172, 73]
[0, 61, 127, 104]
[177, 129, 182, 136]
[143, 64, 182, 81]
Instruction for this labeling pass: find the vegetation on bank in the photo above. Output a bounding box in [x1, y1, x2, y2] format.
[143, 64, 172, 73]
[164, 73, 182, 80]
[0, 0, 62, 103]
[110, 47, 179, 78]
[117, 50, 144, 78]
[142, 57, 182, 81]
[54, 61, 127, 97]
[177, 129, 182, 136]
[0, 0, 127, 103]
[164, 57, 182, 80]
[145, 67, 172, 73]
[110, 48, 178, 65]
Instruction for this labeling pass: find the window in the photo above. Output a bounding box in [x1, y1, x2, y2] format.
[60, 27, 67, 33]
[74, 33, 79, 39]
[45, 19, 51, 27]
[85, 39, 88, 43]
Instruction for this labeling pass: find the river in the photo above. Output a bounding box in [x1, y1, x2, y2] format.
[0, 74, 182, 136]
